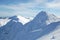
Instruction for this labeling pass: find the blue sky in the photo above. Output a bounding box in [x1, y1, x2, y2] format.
[0, 0, 60, 18]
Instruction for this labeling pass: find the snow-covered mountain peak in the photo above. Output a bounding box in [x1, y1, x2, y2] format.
[45, 13, 60, 25]
[36, 11, 57, 19]
[33, 11, 48, 22]
[36, 11, 48, 18]
[17, 15, 31, 25]
[9, 15, 31, 25]
[33, 11, 60, 25]
[0, 18, 11, 27]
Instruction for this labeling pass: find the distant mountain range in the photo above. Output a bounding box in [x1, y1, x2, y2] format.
[0, 11, 60, 40]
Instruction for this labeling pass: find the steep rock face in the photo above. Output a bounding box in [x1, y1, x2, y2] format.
[24, 11, 58, 32]
[24, 11, 48, 32]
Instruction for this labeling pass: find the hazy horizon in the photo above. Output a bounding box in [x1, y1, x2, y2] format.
[0, 0, 60, 18]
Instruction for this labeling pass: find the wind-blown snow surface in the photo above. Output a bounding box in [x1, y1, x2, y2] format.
[0, 11, 60, 40]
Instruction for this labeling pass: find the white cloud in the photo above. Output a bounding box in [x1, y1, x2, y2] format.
[0, 0, 46, 17]
[0, 0, 60, 17]
[34, 0, 45, 4]
[57, 16, 60, 18]
[46, 0, 60, 8]
[46, 2, 60, 8]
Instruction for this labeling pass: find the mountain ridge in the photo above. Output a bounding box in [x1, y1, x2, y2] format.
[0, 11, 60, 40]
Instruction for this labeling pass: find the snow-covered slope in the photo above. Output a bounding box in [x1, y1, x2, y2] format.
[17, 15, 31, 25]
[9, 15, 31, 25]
[0, 18, 11, 27]
[37, 25, 60, 40]
[0, 15, 31, 27]
[46, 13, 60, 25]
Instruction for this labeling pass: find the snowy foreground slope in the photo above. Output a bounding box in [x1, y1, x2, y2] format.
[37, 28, 60, 40]
[0, 11, 60, 40]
